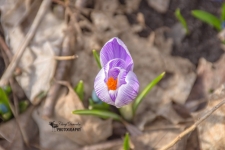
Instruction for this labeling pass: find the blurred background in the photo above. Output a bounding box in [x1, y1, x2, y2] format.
[0, 0, 225, 149]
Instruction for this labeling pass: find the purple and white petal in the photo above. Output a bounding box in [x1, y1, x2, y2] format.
[107, 67, 120, 81]
[107, 67, 127, 88]
[104, 58, 127, 73]
[108, 90, 118, 102]
[100, 37, 133, 70]
[94, 68, 115, 105]
[117, 68, 127, 87]
[115, 71, 139, 108]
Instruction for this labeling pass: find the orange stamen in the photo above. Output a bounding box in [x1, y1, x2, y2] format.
[106, 77, 117, 90]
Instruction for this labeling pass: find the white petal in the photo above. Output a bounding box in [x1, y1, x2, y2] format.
[94, 68, 115, 105]
[115, 71, 139, 108]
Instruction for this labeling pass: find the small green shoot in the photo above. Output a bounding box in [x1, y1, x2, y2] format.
[19, 101, 29, 113]
[74, 80, 84, 101]
[93, 50, 102, 69]
[2, 85, 12, 95]
[133, 72, 165, 114]
[33, 91, 47, 104]
[175, 8, 189, 34]
[123, 133, 130, 150]
[0, 88, 12, 121]
[88, 98, 110, 110]
[221, 3, 225, 21]
[192, 10, 221, 31]
[72, 109, 122, 121]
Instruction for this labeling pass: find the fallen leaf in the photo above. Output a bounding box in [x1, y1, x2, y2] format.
[32, 84, 112, 149]
[157, 102, 187, 124]
[197, 84, 225, 150]
[0, 107, 38, 150]
[186, 55, 225, 112]
[147, 0, 170, 13]
[0, 0, 66, 104]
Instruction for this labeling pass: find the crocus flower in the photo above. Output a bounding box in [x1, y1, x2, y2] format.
[94, 37, 139, 108]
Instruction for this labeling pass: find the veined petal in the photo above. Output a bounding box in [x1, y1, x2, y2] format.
[107, 69, 127, 103]
[109, 90, 117, 102]
[117, 69, 127, 87]
[104, 58, 127, 73]
[100, 37, 133, 70]
[104, 58, 128, 82]
[94, 68, 115, 105]
[115, 71, 139, 108]
[107, 68, 120, 81]
[106, 67, 127, 88]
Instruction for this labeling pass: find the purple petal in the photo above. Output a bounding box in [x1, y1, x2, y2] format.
[106, 67, 127, 88]
[117, 69, 127, 87]
[107, 69, 127, 102]
[104, 58, 129, 83]
[94, 68, 115, 105]
[104, 58, 127, 73]
[107, 68, 120, 80]
[115, 71, 139, 108]
[109, 90, 117, 102]
[100, 37, 133, 70]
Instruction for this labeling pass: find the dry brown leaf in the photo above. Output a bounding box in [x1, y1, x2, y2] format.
[157, 102, 187, 124]
[82, 127, 188, 150]
[32, 84, 112, 149]
[147, 0, 170, 13]
[0, 0, 66, 104]
[91, 11, 112, 32]
[186, 55, 225, 112]
[0, 107, 38, 150]
[197, 84, 225, 150]
[134, 110, 156, 131]
[120, 32, 195, 115]
[94, 0, 119, 13]
[132, 130, 187, 150]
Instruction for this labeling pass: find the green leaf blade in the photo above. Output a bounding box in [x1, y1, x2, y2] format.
[192, 10, 221, 31]
[93, 50, 102, 69]
[72, 109, 122, 121]
[133, 72, 165, 114]
[2, 85, 12, 95]
[0, 88, 12, 120]
[175, 8, 189, 34]
[123, 133, 130, 150]
[221, 3, 225, 21]
[74, 80, 84, 101]
[88, 98, 110, 110]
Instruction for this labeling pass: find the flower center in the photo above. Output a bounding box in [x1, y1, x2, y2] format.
[106, 77, 117, 90]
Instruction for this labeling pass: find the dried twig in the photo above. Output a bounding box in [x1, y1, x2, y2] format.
[0, 0, 52, 87]
[52, 0, 66, 7]
[7, 95, 30, 146]
[161, 97, 225, 150]
[0, 37, 29, 146]
[54, 55, 77, 60]
[0, 36, 26, 99]
[0, 36, 13, 61]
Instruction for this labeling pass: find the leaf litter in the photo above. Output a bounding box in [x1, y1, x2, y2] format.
[0, 0, 225, 150]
